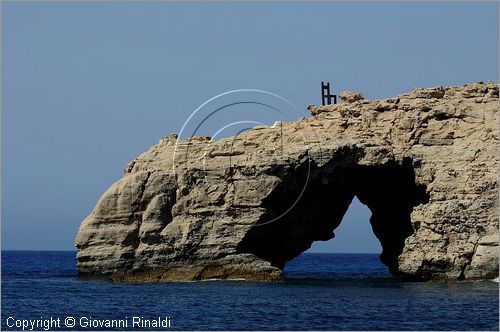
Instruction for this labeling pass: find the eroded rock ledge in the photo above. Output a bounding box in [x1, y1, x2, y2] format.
[75, 82, 499, 282]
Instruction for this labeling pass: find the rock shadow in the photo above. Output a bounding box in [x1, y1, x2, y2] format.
[236, 157, 429, 275]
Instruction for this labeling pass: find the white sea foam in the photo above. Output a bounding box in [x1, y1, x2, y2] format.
[182, 277, 248, 283]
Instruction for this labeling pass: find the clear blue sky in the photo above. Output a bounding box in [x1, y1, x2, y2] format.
[2, 2, 498, 251]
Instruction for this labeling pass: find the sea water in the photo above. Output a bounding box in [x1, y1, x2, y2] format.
[1, 251, 498, 330]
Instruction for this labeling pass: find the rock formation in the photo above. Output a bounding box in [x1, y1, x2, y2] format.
[75, 82, 499, 282]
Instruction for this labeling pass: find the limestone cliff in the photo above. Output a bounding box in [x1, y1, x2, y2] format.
[75, 82, 499, 282]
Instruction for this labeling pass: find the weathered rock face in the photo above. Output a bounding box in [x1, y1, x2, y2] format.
[75, 82, 499, 282]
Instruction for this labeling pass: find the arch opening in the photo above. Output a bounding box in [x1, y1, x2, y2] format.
[283, 197, 385, 279]
[306, 196, 380, 254]
[236, 157, 429, 276]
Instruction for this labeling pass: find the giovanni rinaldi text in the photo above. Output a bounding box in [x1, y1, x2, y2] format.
[5, 316, 172, 330]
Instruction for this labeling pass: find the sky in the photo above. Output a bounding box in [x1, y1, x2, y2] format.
[2, 1, 498, 252]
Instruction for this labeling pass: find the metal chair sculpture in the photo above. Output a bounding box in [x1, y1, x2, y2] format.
[321, 82, 337, 106]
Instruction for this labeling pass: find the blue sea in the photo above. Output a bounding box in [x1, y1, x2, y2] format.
[1, 251, 498, 331]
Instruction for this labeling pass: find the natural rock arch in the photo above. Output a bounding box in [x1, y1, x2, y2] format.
[236, 157, 429, 275]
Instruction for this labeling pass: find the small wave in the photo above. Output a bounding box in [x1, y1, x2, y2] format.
[200, 278, 247, 282]
[201, 278, 223, 282]
[181, 278, 247, 283]
[463, 277, 499, 283]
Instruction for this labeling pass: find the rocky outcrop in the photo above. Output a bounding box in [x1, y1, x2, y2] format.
[75, 82, 499, 282]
